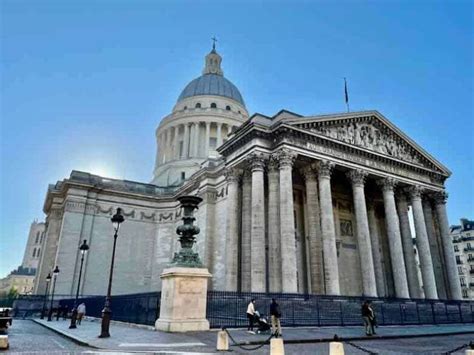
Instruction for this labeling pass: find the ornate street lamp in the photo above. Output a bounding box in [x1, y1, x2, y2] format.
[99, 208, 124, 338]
[69, 239, 90, 329]
[40, 273, 52, 319]
[47, 266, 60, 321]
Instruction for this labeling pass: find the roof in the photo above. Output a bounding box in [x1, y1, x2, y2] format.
[177, 74, 245, 107]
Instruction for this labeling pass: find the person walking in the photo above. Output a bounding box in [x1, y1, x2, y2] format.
[246, 299, 256, 334]
[361, 301, 372, 336]
[77, 303, 86, 325]
[269, 298, 282, 337]
[367, 300, 376, 335]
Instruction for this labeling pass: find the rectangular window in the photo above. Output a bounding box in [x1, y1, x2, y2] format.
[181, 172, 185, 180]
[179, 141, 183, 158]
[454, 245, 459, 251]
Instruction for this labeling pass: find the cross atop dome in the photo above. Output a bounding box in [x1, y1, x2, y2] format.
[203, 38, 223, 76]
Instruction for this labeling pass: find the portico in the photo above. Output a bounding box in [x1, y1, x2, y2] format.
[218, 110, 462, 300]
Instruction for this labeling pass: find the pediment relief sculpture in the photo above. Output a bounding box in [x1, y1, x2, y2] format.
[304, 120, 423, 166]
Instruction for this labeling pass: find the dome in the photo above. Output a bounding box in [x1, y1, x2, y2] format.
[177, 74, 245, 107]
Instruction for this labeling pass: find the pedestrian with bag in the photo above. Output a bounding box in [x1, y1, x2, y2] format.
[269, 298, 282, 337]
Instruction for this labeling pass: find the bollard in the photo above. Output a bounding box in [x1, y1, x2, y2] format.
[216, 329, 229, 351]
[0, 335, 9, 350]
[329, 341, 344, 355]
[270, 338, 285, 355]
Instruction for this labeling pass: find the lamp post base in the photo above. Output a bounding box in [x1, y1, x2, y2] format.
[99, 308, 112, 338]
[47, 309, 53, 322]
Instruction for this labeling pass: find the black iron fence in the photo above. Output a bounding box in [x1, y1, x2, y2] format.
[206, 291, 474, 328]
[11, 291, 474, 329]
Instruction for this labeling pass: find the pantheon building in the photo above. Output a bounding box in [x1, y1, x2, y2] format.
[34, 46, 462, 301]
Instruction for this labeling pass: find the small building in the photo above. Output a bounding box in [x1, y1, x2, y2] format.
[451, 218, 474, 299]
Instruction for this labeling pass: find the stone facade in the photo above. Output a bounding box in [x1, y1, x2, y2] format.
[32, 48, 463, 301]
[451, 218, 474, 299]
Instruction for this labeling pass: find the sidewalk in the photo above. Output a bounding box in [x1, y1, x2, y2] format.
[33, 318, 474, 353]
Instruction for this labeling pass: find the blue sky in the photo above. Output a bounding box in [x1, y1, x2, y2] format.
[1, 0, 473, 278]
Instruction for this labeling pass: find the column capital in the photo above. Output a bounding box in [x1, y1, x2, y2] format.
[346, 169, 368, 187]
[406, 185, 424, 200]
[433, 190, 448, 205]
[242, 170, 252, 182]
[316, 160, 335, 179]
[267, 155, 279, 174]
[224, 167, 241, 183]
[274, 148, 297, 168]
[377, 177, 398, 192]
[300, 165, 317, 181]
[248, 153, 267, 172]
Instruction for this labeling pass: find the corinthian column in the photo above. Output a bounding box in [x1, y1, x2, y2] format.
[433, 191, 462, 300]
[276, 149, 298, 293]
[378, 178, 410, 298]
[183, 123, 190, 158]
[217, 123, 223, 148]
[224, 168, 240, 291]
[396, 193, 422, 298]
[302, 165, 323, 294]
[249, 153, 266, 292]
[423, 196, 447, 299]
[241, 171, 252, 291]
[205, 122, 211, 157]
[193, 122, 200, 157]
[267, 157, 281, 292]
[408, 186, 438, 300]
[347, 169, 377, 297]
[367, 204, 386, 297]
[316, 160, 340, 295]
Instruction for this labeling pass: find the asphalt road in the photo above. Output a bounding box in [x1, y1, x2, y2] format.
[4, 319, 474, 354]
[6, 319, 88, 354]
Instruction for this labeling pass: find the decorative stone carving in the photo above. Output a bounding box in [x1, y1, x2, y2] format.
[267, 155, 279, 173]
[247, 153, 266, 171]
[274, 148, 297, 168]
[433, 190, 448, 204]
[310, 120, 422, 164]
[224, 167, 241, 183]
[300, 165, 317, 181]
[339, 219, 353, 236]
[407, 185, 424, 199]
[140, 211, 156, 221]
[346, 169, 368, 187]
[377, 177, 398, 192]
[316, 160, 334, 179]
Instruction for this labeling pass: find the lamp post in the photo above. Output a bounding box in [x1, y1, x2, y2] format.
[40, 273, 52, 319]
[99, 208, 124, 338]
[47, 266, 60, 321]
[69, 239, 90, 329]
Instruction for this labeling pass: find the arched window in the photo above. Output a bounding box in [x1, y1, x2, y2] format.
[195, 103, 201, 108]
[35, 231, 40, 244]
[210, 103, 217, 109]
[32, 248, 36, 257]
[226, 105, 231, 111]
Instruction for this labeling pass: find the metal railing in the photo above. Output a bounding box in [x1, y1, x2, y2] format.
[10, 291, 474, 329]
[206, 291, 474, 328]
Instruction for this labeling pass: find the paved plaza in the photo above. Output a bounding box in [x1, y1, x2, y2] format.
[4, 318, 469, 354]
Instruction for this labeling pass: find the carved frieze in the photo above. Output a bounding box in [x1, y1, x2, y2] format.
[308, 120, 423, 165]
[140, 211, 156, 221]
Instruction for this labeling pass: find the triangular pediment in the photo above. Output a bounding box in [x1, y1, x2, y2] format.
[290, 111, 450, 175]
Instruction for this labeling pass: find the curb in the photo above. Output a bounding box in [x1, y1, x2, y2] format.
[231, 330, 474, 346]
[31, 319, 99, 349]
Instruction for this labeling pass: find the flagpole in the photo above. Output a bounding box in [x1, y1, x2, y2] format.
[344, 77, 350, 113]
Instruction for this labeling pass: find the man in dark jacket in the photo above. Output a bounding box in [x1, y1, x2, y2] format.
[361, 300, 375, 336]
[270, 298, 282, 337]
